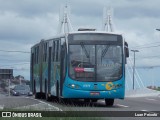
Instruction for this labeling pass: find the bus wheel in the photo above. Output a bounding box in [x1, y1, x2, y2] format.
[105, 99, 114, 106]
[84, 99, 90, 103]
[91, 99, 98, 102]
[35, 93, 38, 99]
[46, 93, 52, 101]
[35, 93, 40, 99]
[56, 82, 61, 103]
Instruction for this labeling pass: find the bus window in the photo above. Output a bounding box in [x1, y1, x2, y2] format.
[57, 40, 61, 62]
[45, 43, 48, 62]
[52, 41, 55, 61]
[34, 47, 36, 64]
[43, 43, 48, 62]
[54, 41, 57, 62]
[56, 41, 59, 62]
[37, 46, 39, 64]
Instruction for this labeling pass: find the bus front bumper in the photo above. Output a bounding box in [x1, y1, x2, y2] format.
[62, 85, 125, 99]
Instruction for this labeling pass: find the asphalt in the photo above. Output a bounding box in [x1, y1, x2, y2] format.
[0, 93, 160, 119]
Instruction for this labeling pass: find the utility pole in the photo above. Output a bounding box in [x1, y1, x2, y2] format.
[8, 79, 10, 96]
[131, 50, 139, 90]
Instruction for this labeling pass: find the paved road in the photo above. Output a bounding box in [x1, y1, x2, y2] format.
[0, 94, 160, 119]
[43, 95, 160, 111]
[0, 95, 61, 111]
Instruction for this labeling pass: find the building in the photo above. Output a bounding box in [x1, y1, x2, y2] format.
[0, 69, 13, 80]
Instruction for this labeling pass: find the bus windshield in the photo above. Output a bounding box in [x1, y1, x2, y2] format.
[69, 44, 122, 81]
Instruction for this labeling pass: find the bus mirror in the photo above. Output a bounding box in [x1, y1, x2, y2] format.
[125, 47, 129, 58]
[125, 42, 129, 58]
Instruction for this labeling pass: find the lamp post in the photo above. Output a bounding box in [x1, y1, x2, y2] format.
[131, 50, 139, 90]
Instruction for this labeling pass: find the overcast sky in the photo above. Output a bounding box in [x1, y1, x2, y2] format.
[0, 0, 160, 79]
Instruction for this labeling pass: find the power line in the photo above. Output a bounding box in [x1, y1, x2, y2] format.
[130, 44, 160, 49]
[134, 55, 160, 59]
[0, 58, 29, 62]
[0, 50, 30, 53]
[132, 41, 160, 48]
[0, 62, 30, 67]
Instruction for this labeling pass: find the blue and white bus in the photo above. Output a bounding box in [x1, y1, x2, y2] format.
[30, 30, 129, 106]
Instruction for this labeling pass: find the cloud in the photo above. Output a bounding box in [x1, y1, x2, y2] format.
[0, 0, 160, 79]
[0, 11, 59, 43]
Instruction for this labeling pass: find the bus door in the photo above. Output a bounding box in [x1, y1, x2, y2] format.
[47, 45, 52, 95]
[39, 40, 44, 93]
[60, 40, 67, 96]
[30, 51, 34, 93]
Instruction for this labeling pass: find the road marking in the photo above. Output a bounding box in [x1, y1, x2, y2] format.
[141, 110, 148, 112]
[25, 97, 63, 111]
[99, 100, 129, 108]
[141, 110, 159, 114]
[116, 104, 129, 108]
[145, 98, 157, 101]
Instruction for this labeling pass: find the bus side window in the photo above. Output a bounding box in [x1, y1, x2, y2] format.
[45, 43, 48, 62]
[54, 41, 57, 62]
[43, 44, 45, 62]
[37, 46, 39, 64]
[58, 40, 61, 62]
[52, 41, 55, 62]
[56, 41, 59, 62]
[34, 47, 36, 64]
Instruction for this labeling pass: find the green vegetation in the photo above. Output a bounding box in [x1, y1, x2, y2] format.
[156, 87, 160, 91]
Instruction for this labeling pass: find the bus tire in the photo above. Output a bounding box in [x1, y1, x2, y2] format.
[56, 81, 61, 103]
[91, 99, 98, 102]
[35, 93, 40, 99]
[35, 93, 37, 99]
[84, 99, 90, 103]
[46, 93, 52, 101]
[105, 99, 114, 106]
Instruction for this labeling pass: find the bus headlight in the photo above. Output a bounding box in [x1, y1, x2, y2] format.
[113, 84, 122, 89]
[68, 84, 80, 89]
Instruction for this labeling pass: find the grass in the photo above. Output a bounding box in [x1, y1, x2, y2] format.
[0, 97, 110, 120]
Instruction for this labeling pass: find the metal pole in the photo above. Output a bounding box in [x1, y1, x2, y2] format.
[8, 79, 10, 96]
[131, 50, 139, 90]
[133, 52, 135, 90]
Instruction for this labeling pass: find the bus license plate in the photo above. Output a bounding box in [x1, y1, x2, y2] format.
[90, 92, 100, 96]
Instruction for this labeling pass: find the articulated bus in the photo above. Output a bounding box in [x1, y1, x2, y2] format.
[30, 31, 129, 106]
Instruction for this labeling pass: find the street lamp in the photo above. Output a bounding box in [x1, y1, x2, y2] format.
[131, 50, 139, 90]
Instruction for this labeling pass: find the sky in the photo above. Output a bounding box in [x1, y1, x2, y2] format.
[0, 0, 160, 85]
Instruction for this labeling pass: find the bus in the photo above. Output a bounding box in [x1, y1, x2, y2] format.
[30, 30, 129, 106]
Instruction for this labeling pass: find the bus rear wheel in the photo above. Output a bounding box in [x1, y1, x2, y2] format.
[46, 93, 52, 101]
[105, 99, 114, 106]
[35, 92, 41, 99]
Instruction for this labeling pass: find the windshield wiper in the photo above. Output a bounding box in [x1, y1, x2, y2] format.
[101, 45, 110, 58]
[80, 42, 90, 58]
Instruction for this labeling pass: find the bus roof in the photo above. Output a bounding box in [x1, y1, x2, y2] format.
[31, 31, 123, 48]
[45, 31, 123, 41]
[68, 31, 123, 36]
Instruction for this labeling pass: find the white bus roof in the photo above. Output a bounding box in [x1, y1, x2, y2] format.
[32, 31, 123, 48]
